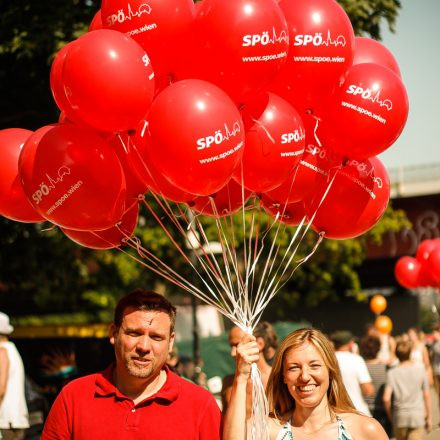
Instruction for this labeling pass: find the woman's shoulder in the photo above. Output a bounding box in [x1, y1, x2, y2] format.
[268, 413, 291, 439]
[338, 413, 388, 440]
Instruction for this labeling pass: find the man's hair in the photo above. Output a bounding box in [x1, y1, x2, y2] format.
[359, 335, 381, 360]
[254, 321, 279, 357]
[395, 340, 412, 362]
[114, 289, 176, 333]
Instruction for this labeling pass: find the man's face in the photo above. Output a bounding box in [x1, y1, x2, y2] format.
[110, 307, 175, 380]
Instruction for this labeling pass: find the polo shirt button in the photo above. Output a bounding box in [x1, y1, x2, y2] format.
[131, 408, 136, 413]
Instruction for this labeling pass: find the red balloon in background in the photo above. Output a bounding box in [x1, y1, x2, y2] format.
[266, 143, 341, 204]
[101, 0, 194, 81]
[327, 62, 409, 160]
[261, 195, 306, 226]
[124, 121, 197, 203]
[179, 0, 289, 103]
[62, 29, 155, 132]
[147, 80, 245, 196]
[61, 202, 139, 250]
[394, 256, 421, 289]
[425, 247, 440, 286]
[306, 156, 390, 240]
[191, 179, 252, 217]
[19, 124, 126, 231]
[89, 10, 103, 31]
[107, 133, 149, 200]
[234, 93, 305, 193]
[416, 239, 439, 263]
[0, 129, 43, 223]
[353, 37, 401, 78]
[271, 0, 354, 114]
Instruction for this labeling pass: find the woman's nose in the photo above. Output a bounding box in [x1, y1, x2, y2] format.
[299, 367, 311, 381]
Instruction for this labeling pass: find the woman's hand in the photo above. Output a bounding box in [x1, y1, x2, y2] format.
[235, 334, 259, 381]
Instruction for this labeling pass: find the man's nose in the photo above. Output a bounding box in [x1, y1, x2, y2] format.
[136, 336, 152, 352]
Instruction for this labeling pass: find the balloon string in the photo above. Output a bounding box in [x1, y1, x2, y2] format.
[311, 114, 322, 148]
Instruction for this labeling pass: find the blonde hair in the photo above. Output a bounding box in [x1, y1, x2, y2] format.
[266, 328, 357, 419]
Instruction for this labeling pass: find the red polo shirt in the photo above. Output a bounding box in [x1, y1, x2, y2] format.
[41, 365, 221, 439]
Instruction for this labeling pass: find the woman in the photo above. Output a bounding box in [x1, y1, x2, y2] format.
[223, 328, 388, 440]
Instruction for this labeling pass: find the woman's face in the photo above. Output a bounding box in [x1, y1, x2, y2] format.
[283, 342, 330, 409]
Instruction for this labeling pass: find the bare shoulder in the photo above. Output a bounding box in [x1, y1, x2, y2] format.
[338, 413, 389, 440]
[268, 414, 289, 440]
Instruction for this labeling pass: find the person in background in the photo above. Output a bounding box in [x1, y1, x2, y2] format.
[223, 328, 388, 440]
[255, 321, 279, 366]
[430, 323, 440, 410]
[0, 312, 29, 440]
[359, 335, 392, 437]
[221, 322, 272, 414]
[383, 339, 432, 440]
[365, 323, 397, 367]
[331, 330, 374, 416]
[42, 289, 221, 439]
[407, 327, 434, 386]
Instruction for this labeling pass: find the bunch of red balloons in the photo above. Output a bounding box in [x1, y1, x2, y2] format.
[0, 0, 409, 249]
[394, 239, 440, 289]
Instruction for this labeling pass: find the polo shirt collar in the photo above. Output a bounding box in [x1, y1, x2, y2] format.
[95, 364, 180, 404]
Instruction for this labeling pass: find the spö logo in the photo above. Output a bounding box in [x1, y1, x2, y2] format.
[242, 28, 289, 47]
[32, 166, 72, 204]
[346, 85, 393, 111]
[197, 122, 241, 150]
[280, 129, 305, 144]
[293, 30, 346, 47]
[106, 3, 152, 26]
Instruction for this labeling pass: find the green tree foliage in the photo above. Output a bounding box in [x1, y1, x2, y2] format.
[0, 0, 407, 323]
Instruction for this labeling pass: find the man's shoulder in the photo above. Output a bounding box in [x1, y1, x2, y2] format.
[60, 371, 104, 395]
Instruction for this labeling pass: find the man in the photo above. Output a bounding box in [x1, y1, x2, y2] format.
[42, 289, 221, 439]
[383, 339, 432, 440]
[221, 322, 273, 414]
[331, 330, 374, 416]
[0, 312, 29, 440]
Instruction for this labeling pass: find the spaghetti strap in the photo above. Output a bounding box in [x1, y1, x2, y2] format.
[275, 417, 293, 440]
[336, 415, 353, 440]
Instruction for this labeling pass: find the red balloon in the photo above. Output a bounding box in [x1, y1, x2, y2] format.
[19, 124, 127, 231]
[147, 80, 245, 196]
[266, 143, 342, 204]
[89, 10, 103, 31]
[0, 129, 43, 223]
[306, 156, 390, 240]
[353, 37, 401, 78]
[425, 247, 440, 287]
[394, 256, 421, 289]
[62, 29, 155, 132]
[50, 42, 86, 126]
[271, 0, 354, 114]
[416, 239, 439, 263]
[107, 133, 149, 200]
[178, 0, 289, 103]
[190, 179, 252, 217]
[101, 0, 194, 81]
[125, 121, 197, 203]
[234, 93, 305, 193]
[61, 202, 139, 249]
[261, 195, 306, 226]
[327, 62, 409, 160]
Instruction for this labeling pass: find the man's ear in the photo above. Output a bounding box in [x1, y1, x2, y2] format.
[169, 332, 175, 353]
[109, 323, 117, 346]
